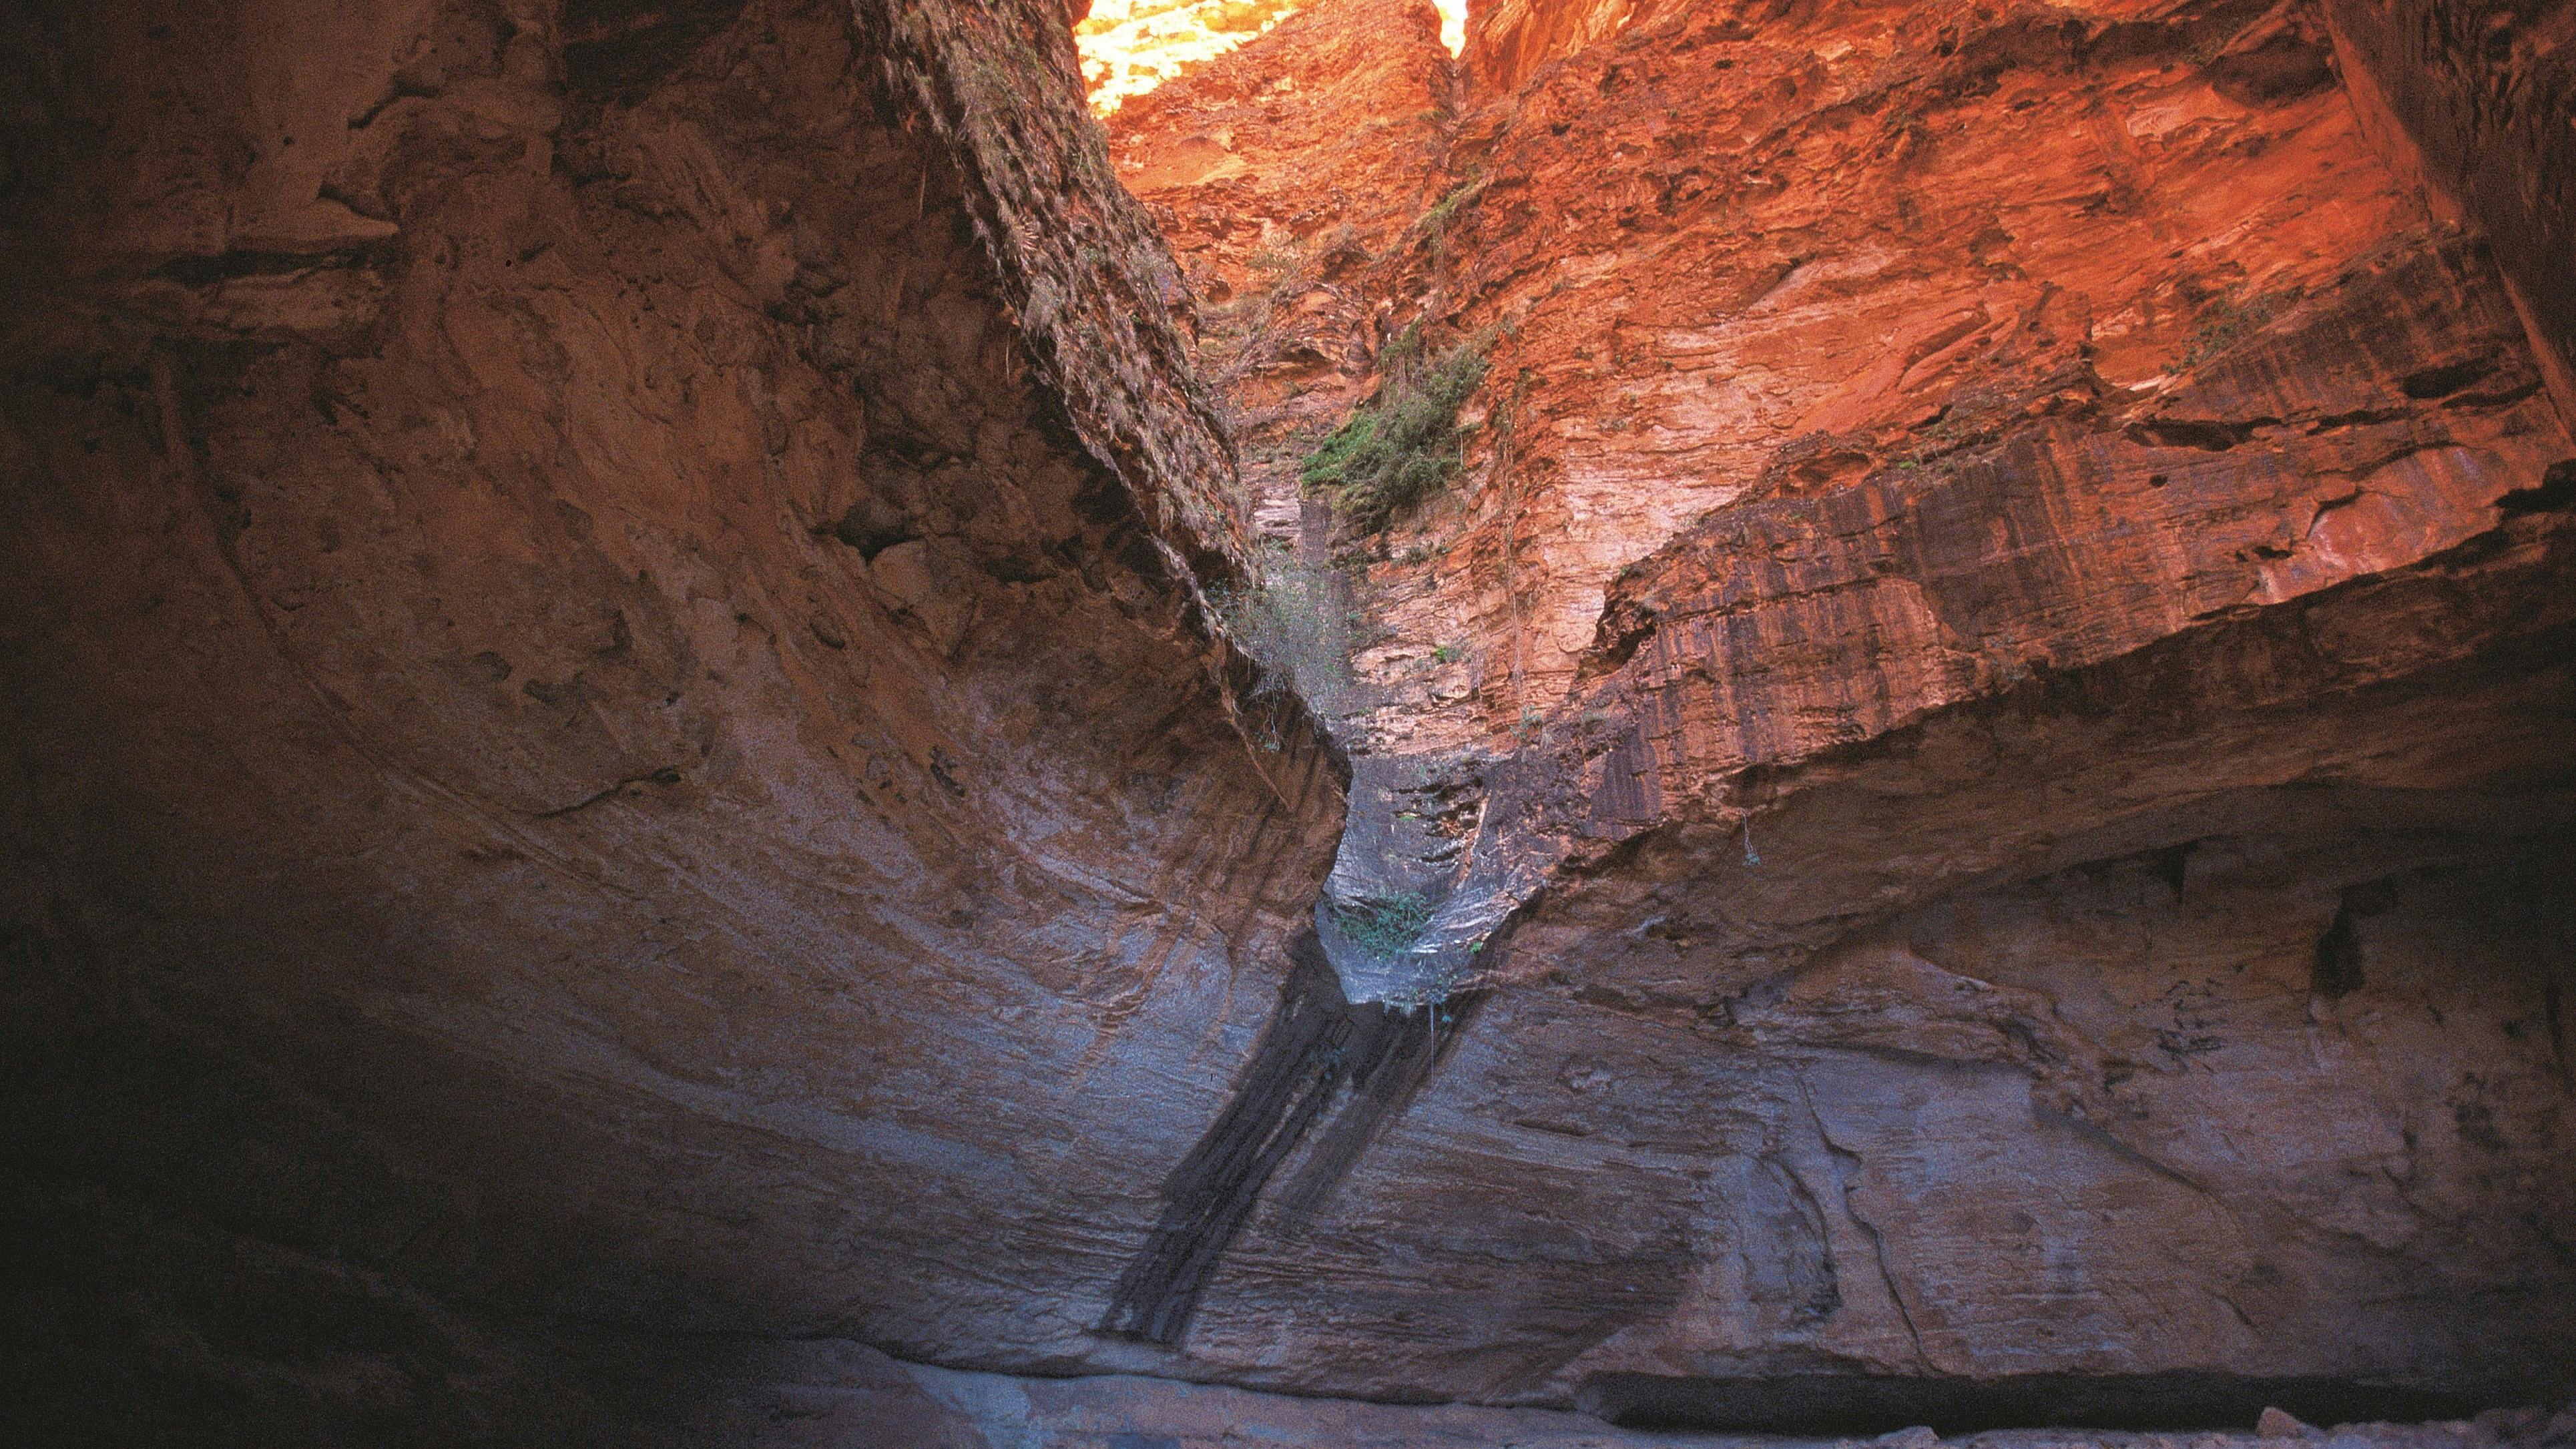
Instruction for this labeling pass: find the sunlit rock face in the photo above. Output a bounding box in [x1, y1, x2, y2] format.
[1106, 0, 2576, 1414]
[1463, 0, 1635, 91]
[1376, 0, 2553, 739]
[1109, 0, 1459, 538]
[1079, 0, 1314, 112]
[1077, 0, 1465, 112]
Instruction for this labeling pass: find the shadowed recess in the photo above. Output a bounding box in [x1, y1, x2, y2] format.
[1579, 1372, 2527, 1436]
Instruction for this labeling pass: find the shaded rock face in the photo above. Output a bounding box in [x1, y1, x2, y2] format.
[2320, 0, 2576, 418]
[0, 0, 1340, 1438]
[2, 0, 2574, 1444]
[904, 1361, 2576, 1446]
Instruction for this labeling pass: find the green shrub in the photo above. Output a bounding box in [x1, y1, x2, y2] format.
[1301, 339, 1487, 533]
[1214, 543, 1347, 710]
[1330, 890, 1436, 954]
[1417, 176, 1487, 250]
[2175, 286, 2300, 371]
[1245, 244, 1303, 278]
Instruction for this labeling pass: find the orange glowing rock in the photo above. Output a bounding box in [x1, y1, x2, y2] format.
[1076, 0, 1461, 111]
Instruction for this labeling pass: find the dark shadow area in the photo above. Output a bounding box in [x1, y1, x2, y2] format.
[0, 957, 815, 1448]
[1579, 1371, 2537, 1436]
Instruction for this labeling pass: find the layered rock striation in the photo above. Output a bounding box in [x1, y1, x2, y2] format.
[1, 0, 2572, 1440]
[2321, 0, 2576, 418]
[1107, 0, 1461, 539]
[2, 0, 1338, 1437]
[1101, 0, 2576, 1418]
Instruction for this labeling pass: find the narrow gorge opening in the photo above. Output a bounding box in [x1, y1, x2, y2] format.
[4, 0, 2573, 1444]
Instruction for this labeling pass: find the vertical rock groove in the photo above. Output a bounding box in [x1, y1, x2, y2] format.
[1099, 932, 1480, 1344]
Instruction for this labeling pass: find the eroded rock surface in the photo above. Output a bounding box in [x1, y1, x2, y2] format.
[1, 0, 1338, 1436]
[1099, 0, 2576, 1415]
[904, 1362, 2576, 1449]
[1109, 0, 1461, 541]
[3, 0, 2573, 1440]
[2321, 0, 2576, 417]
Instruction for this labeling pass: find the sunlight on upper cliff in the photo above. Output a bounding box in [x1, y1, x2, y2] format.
[1078, 0, 1465, 113]
[1435, 0, 1464, 54]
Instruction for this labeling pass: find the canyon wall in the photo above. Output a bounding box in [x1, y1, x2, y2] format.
[2319, 0, 2576, 418]
[1109, 0, 1459, 540]
[1105, 0, 2576, 1417]
[0, 0, 2571, 1440]
[0, 0, 1342, 1438]
[1464, 0, 1637, 91]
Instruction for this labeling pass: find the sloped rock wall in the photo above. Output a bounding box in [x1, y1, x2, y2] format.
[1464, 0, 1638, 91]
[0, 0, 1338, 1436]
[1108, 0, 1460, 539]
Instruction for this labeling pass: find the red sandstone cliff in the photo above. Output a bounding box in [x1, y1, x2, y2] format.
[1109, 0, 1460, 543]
[1102, 0, 2576, 1413]
[1465, 0, 1635, 91]
[2321, 0, 2576, 418]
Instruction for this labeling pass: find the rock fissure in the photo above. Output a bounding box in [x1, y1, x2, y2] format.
[1097, 935, 1468, 1344]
